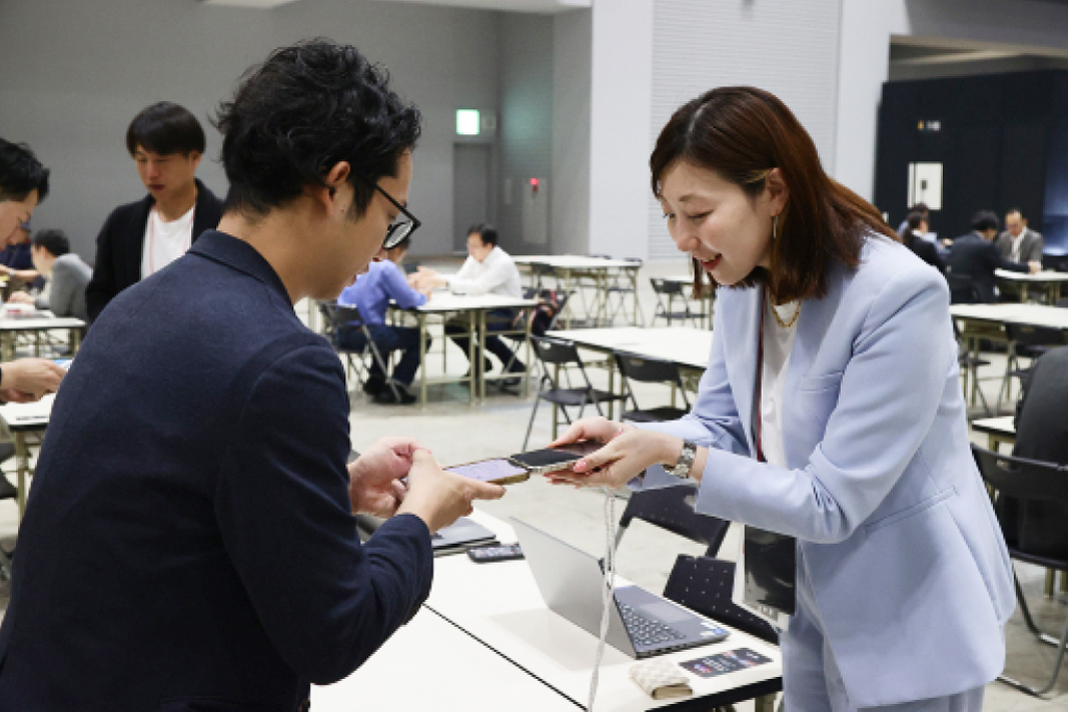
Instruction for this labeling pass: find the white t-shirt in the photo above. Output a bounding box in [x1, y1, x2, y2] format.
[141, 204, 195, 279]
[756, 298, 800, 467]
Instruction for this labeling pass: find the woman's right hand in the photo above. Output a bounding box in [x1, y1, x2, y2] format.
[549, 416, 627, 449]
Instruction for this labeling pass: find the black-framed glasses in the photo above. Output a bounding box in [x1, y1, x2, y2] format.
[357, 175, 421, 250]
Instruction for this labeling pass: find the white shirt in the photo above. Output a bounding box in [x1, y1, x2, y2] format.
[756, 298, 799, 467]
[447, 246, 523, 298]
[141, 204, 195, 279]
[1009, 229, 1027, 263]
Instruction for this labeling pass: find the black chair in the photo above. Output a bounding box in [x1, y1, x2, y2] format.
[952, 318, 992, 416]
[663, 554, 780, 646]
[317, 301, 400, 402]
[522, 335, 625, 450]
[947, 273, 982, 305]
[601, 256, 645, 326]
[614, 482, 729, 558]
[972, 444, 1068, 696]
[997, 323, 1065, 412]
[650, 277, 706, 326]
[614, 351, 691, 423]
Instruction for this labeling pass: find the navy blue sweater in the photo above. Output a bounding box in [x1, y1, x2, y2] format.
[0, 231, 433, 711]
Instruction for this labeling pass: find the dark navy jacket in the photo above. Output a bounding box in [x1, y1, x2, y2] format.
[84, 179, 225, 323]
[0, 231, 433, 711]
[946, 232, 1028, 303]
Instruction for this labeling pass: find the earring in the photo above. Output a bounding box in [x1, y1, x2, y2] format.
[772, 214, 779, 240]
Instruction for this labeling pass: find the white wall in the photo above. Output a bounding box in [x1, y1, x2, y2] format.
[587, 0, 654, 260]
[497, 12, 554, 253]
[550, 8, 592, 256]
[834, 0, 1068, 202]
[645, 0, 844, 260]
[0, 0, 500, 259]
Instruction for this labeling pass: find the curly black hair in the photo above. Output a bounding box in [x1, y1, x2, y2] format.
[0, 138, 50, 204]
[214, 38, 422, 219]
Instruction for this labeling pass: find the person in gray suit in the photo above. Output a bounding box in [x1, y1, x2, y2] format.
[996, 208, 1044, 264]
[7, 229, 91, 319]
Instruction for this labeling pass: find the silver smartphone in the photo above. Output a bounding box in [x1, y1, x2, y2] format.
[508, 440, 603, 476]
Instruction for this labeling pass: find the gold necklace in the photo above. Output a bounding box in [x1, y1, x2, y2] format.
[770, 300, 801, 328]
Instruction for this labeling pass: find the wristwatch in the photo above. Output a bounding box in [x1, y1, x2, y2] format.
[666, 440, 697, 480]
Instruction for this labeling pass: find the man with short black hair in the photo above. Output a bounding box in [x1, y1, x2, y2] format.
[84, 101, 224, 321]
[0, 138, 66, 403]
[7, 229, 92, 319]
[415, 223, 525, 381]
[948, 209, 1037, 303]
[0, 40, 503, 710]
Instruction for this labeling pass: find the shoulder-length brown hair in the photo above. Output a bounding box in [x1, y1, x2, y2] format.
[650, 87, 896, 303]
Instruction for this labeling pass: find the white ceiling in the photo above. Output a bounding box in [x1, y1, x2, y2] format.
[201, 0, 591, 11]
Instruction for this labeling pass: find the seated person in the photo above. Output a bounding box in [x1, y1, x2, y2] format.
[898, 210, 945, 274]
[0, 219, 39, 286]
[7, 229, 92, 319]
[996, 346, 1068, 557]
[337, 236, 430, 405]
[946, 209, 1037, 303]
[415, 224, 525, 382]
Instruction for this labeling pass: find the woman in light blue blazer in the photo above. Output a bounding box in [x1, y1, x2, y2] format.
[551, 87, 1015, 711]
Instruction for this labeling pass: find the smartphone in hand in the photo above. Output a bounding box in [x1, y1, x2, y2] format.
[445, 458, 530, 485]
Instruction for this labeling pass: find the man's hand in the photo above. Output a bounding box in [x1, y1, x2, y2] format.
[397, 450, 505, 533]
[347, 437, 424, 517]
[6, 292, 34, 305]
[0, 358, 66, 401]
[1028, 260, 1042, 274]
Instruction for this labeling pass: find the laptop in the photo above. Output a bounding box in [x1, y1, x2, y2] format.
[512, 518, 729, 659]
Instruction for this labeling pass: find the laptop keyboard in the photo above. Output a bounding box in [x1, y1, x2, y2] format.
[618, 603, 686, 647]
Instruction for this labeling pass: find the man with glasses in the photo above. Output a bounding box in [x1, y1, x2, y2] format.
[0, 40, 504, 711]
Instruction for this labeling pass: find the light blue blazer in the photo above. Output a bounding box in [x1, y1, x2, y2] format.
[641, 237, 1015, 707]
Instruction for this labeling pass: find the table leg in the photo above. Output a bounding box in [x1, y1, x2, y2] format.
[523, 315, 532, 399]
[419, 313, 428, 406]
[70, 327, 82, 355]
[1, 333, 11, 361]
[754, 693, 777, 712]
[468, 311, 477, 405]
[478, 311, 487, 402]
[15, 432, 30, 523]
[1046, 569, 1056, 598]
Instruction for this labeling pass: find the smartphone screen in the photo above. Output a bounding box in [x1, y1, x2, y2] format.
[446, 458, 530, 484]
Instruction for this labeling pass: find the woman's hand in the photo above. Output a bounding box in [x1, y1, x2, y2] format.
[547, 418, 684, 490]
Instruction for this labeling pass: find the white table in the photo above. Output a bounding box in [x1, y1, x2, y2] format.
[426, 510, 782, 711]
[0, 393, 54, 522]
[312, 603, 576, 712]
[402, 292, 537, 404]
[950, 303, 1068, 332]
[0, 313, 85, 360]
[994, 269, 1068, 303]
[971, 415, 1016, 452]
[514, 255, 642, 328]
[549, 327, 712, 373]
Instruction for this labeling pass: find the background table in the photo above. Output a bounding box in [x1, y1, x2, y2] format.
[0, 314, 85, 360]
[994, 269, 1068, 303]
[403, 292, 536, 404]
[514, 256, 642, 328]
[549, 327, 712, 373]
[0, 393, 53, 522]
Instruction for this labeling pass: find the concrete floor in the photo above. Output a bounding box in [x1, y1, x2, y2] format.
[1, 258, 1066, 709]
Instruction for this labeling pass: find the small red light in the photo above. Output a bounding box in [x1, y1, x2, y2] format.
[530, 178, 539, 187]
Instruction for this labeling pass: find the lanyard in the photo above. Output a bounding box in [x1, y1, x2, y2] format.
[754, 289, 767, 463]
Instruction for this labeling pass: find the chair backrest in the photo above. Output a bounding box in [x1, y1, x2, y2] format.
[613, 351, 691, 413]
[662, 554, 778, 644]
[649, 277, 683, 296]
[946, 273, 981, 304]
[972, 444, 1068, 502]
[618, 484, 728, 557]
[1005, 322, 1066, 349]
[530, 334, 582, 366]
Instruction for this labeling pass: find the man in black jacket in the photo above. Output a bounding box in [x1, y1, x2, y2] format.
[946, 209, 1036, 303]
[84, 102, 224, 321]
[0, 40, 504, 711]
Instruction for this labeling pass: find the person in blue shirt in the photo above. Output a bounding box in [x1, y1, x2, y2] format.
[338, 234, 430, 404]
